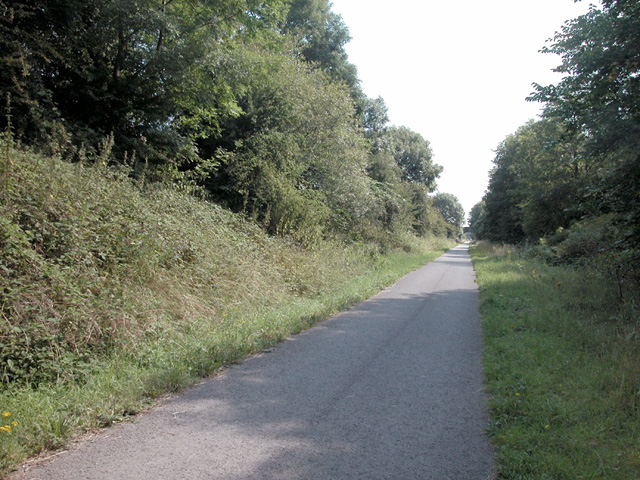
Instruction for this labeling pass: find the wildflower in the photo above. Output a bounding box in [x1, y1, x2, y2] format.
[515, 393, 520, 396]
[11, 421, 18, 427]
[545, 424, 550, 429]
[1, 412, 10, 418]
[0, 425, 11, 434]
[531, 270, 536, 275]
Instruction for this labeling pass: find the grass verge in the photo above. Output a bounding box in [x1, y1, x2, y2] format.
[471, 241, 640, 479]
[0, 142, 455, 475]
[0, 242, 449, 475]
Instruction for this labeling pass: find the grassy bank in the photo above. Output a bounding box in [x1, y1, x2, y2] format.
[0, 143, 454, 475]
[471, 242, 640, 479]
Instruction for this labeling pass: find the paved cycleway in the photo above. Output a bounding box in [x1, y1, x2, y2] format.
[12, 243, 495, 479]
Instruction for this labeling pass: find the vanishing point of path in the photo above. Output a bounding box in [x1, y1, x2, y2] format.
[11, 244, 495, 480]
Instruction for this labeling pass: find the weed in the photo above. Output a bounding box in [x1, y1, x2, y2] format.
[472, 242, 640, 479]
[0, 411, 17, 435]
[0, 140, 455, 474]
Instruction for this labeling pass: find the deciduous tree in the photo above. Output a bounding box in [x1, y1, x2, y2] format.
[432, 193, 464, 229]
[530, 0, 640, 247]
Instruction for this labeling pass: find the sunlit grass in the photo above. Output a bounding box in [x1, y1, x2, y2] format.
[0, 142, 456, 474]
[0, 243, 450, 474]
[471, 241, 640, 479]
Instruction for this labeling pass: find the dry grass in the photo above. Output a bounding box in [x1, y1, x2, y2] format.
[0, 142, 455, 474]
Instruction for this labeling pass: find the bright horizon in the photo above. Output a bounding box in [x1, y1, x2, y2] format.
[329, 0, 595, 221]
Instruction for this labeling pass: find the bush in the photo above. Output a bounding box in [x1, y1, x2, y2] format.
[1, 141, 445, 387]
[555, 215, 616, 261]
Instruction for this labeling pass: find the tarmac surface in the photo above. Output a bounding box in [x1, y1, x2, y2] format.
[11, 243, 495, 479]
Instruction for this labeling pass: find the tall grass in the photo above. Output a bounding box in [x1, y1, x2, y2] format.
[0, 142, 454, 474]
[472, 241, 640, 479]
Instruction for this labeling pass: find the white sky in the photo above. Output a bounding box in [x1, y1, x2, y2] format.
[329, 0, 596, 221]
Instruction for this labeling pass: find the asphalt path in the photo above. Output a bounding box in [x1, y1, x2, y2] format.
[11, 243, 494, 480]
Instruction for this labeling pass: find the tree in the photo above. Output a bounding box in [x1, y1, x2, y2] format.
[432, 193, 464, 229]
[481, 131, 527, 244]
[406, 185, 451, 237]
[383, 126, 442, 191]
[284, 0, 361, 101]
[514, 120, 590, 239]
[468, 201, 487, 239]
[362, 96, 390, 136]
[0, 0, 454, 248]
[480, 119, 590, 243]
[198, 45, 378, 243]
[531, 1, 640, 158]
[0, 0, 288, 165]
[530, 0, 640, 247]
[363, 121, 446, 238]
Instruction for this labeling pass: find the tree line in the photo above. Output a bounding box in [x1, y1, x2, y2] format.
[0, 0, 464, 246]
[469, 0, 639, 289]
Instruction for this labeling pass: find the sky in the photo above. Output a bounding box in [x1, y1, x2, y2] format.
[329, 0, 596, 222]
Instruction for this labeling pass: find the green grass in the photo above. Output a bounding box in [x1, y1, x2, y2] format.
[0, 141, 455, 475]
[471, 242, 640, 479]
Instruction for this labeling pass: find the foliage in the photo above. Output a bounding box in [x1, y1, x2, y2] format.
[0, 0, 287, 163]
[284, 0, 361, 101]
[479, 0, 640, 282]
[0, 141, 452, 387]
[0, 0, 453, 249]
[362, 96, 390, 135]
[480, 119, 592, 243]
[197, 45, 378, 243]
[379, 126, 442, 191]
[362, 119, 452, 240]
[480, 133, 526, 244]
[0, 142, 456, 472]
[531, 0, 640, 160]
[478, 116, 640, 292]
[467, 200, 486, 239]
[431, 193, 464, 228]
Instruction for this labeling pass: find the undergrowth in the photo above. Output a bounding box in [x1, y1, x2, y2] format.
[472, 241, 640, 479]
[0, 141, 455, 474]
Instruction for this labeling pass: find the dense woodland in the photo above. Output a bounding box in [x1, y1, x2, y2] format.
[470, 0, 640, 294]
[0, 0, 463, 247]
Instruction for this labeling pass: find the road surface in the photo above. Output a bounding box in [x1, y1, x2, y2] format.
[11, 244, 495, 479]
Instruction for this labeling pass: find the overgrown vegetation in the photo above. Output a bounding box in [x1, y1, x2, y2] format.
[0, 0, 463, 245]
[468, 14, 640, 474]
[469, 0, 640, 289]
[0, 0, 466, 473]
[0, 140, 455, 474]
[472, 241, 640, 479]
